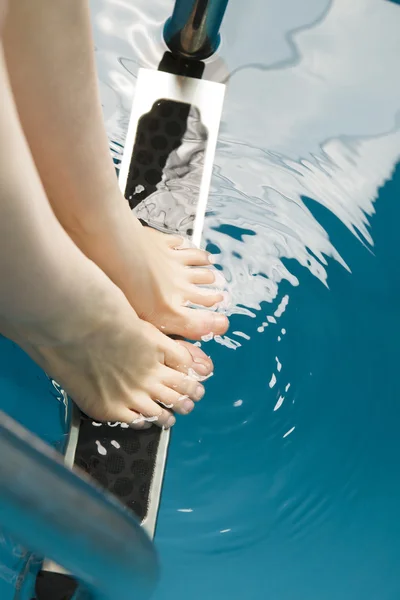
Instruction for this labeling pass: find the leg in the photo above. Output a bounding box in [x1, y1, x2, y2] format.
[3, 0, 229, 340]
[0, 39, 207, 428]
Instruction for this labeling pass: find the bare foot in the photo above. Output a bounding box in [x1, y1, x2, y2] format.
[131, 226, 229, 339]
[70, 209, 229, 340]
[3, 285, 211, 429]
[176, 339, 214, 378]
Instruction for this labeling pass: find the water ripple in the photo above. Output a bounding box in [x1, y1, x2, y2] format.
[90, 0, 400, 598]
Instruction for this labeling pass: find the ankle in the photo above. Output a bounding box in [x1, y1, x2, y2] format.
[62, 189, 138, 243]
[0, 262, 131, 349]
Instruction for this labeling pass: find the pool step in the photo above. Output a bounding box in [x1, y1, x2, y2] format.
[34, 63, 224, 600]
[73, 413, 169, 537]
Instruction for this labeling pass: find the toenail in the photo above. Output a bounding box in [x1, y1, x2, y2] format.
[213, 313, 229, 330]
[183, 399, 195, 413]
[165, 415, 176, 429]
[194, 363, 208, 376]
[195, 384, 205, 400]
[193, 358, 211, 375]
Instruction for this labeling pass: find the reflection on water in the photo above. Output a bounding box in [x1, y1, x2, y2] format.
[0, 339, 70, 596]
[93, 0, 400, 314]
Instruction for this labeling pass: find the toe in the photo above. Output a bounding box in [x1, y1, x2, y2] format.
[175, 340, 214, 376]
[146, 228, 187, 249]
[157, 333, 194, 373]
[174, 248, 213, 267]
[128, 395, 176, 429]
[165, 234, 185, 249]
[158, 365, 205, 400]
[188, 268, 216, 285]
[187, 288, 224, 308]
[177, 309, 229, 340]
[151, 383, 196, 415]
[129, 414, 153, 430]
[158, 307, 229, 341]
[109, 407, 154, 430]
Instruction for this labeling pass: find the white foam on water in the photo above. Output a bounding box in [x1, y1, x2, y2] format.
[158, 401, 174, 409]
[143, 415, 159, 423]
[232, 331, 251, 340]
[274, 396, 285, 411]
[214, 335, 241, 350]
[106, 421, 129, 428]
[274, 295, 289, 318]
[283, 426, 296, 439]
[50, 379, 69, 411]
[200, 332, 214, 343]
[177, 395, 189, 402]
[95, 440, 107, 456]
[187, 368, 214, 382]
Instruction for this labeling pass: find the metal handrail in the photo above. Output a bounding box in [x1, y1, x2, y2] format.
[164, 0, 229, 60]
[0, 411, 158, 600]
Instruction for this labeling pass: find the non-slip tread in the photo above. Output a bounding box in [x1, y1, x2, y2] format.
[74, 417, 160, 522]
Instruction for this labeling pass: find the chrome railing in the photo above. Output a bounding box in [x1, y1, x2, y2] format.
[0, 412, 158, 600]
[164, 0, 229, 59]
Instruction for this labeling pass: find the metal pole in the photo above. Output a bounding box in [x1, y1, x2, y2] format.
[164, 0, 229, 60]
[0, 412, 158, 600]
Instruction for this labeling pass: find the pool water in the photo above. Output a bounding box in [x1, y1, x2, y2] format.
[0, 341, 69, 596]
[1, 0, 400, 598]
[155, 168, 400, 599]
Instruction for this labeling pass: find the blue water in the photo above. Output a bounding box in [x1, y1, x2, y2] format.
[2, 0, 400, 598]
[154, 166, 400, 599]
[0, 341, 68, 595]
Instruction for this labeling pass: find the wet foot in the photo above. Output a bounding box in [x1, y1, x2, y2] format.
[132, 226, 229, 339]
[72, 210, 229, 340]
[3, 284, 213, 429]
[176, 338, 214, 378]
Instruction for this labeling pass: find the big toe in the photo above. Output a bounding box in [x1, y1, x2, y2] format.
[176, 340, 214, 376]
[173, 309, 229, 340]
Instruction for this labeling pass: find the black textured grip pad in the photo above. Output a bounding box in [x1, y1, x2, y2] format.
[125, 99, 190, 209]
[72, 99, 193, 524]
[74, 417, 159, 521]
